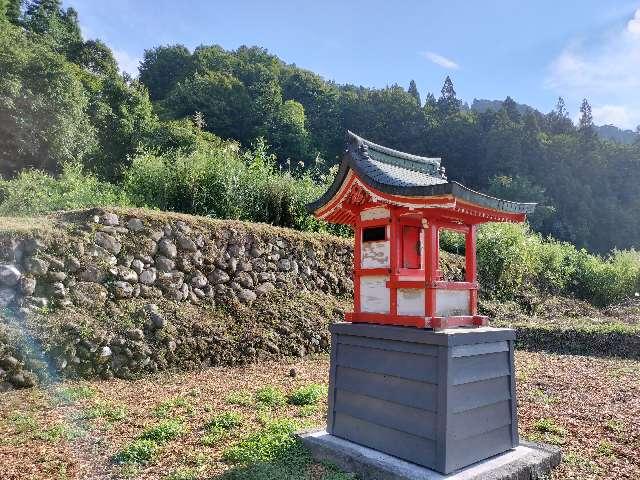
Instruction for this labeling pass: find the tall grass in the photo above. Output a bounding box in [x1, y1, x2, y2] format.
[122, 138, 345, 235]
[0, 163, 128, 216]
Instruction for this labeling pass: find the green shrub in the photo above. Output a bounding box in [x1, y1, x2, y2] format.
[255, 386, 287, 407]
[287, 384, 326, 406]
[114, 439, 159, 464]
[221, 419, 298, 464]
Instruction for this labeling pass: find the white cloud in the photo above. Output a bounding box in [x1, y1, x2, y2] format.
[592, 105, 636, 127]
[113, 49, 140, 77]
[628, 8, 640, 35]
[420, 51, 460, 70]
[546, 8, 640, 129]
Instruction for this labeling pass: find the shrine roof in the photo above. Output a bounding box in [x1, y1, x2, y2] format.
[308, 131, 536, 222]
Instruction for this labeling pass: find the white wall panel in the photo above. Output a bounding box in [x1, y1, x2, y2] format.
[397, 288, 425, 316]
[360, 276, 390, 313]
[435, 289, 470, 317]
[361, 241, 390, 269]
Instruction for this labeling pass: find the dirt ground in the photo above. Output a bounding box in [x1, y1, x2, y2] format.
[0, 350, 638, 480]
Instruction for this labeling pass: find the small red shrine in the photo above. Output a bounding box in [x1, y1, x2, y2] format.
[309, 131, 535, 330]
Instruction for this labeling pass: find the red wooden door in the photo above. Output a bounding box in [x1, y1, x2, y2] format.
[402, 226, 421, 269]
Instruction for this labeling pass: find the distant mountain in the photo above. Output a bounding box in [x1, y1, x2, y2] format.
[593, 124, 638, 145]
[471, 99, 638, 145]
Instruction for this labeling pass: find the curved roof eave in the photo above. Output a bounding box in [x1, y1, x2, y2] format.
[307, 152, 536, 215]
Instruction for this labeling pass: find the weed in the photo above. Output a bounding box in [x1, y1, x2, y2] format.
[533, 418, 566, 436]
[8, 411, 38, 433]
[34, 423, 83, 442]
[114, 439, 159, 464]
[596, 440, 615, 457]
[166, 467, 198, 480]
[532, 418, 566, 445]
[532, 387, 556, 405]
[222, 418, 298, 464]
[254, 386, 286, 408]
[140, 419, 185, 443]
[296, 404, 318, 418]
[287, 384, 326, 406]
[563, 452, 601, 474]
[202, 412, 243, 446]
[604, 419, 624, 434]
[155, 397, 194, 418]
[226, 391, 253, 406]
[84, 402, 127, 422]
[56, 385, 97, 403]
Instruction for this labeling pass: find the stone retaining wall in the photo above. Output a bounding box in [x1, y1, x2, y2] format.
[0, 208, 354, 391]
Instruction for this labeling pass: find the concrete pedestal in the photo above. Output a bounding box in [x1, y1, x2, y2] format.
[300, 429, 561, 480]
[326, 323, 519, 474]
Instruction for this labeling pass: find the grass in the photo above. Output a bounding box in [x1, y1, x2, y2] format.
[287, 384, 326, 406]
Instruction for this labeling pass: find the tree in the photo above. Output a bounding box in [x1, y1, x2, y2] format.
[0, 24, 96, 175]
[69, 39, 118, 76]
[578, 98, 595, 139]
[1, 0, 22, 24]
[22, 0, 82, 56]
[163, 71, 252, 142]
[437, 76, 461, 115]
[85, 75, 158, 180]
[502, 96, 520, 123]
[547, 96, 574, 135]
[408, 79, 421, 106]
[139, 44, 193, 100]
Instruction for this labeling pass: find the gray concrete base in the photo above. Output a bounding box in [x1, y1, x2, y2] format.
[299, 429, 561, 480]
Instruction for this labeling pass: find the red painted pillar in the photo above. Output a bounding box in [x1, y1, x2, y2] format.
[425, 222, 439, 319]
[465, 225, 478, 316]
[353, 220, 362, 317]
[389, 208, 399, 316]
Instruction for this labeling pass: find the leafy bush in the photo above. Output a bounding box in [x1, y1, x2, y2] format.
[0, 163, 128, 216]
[287, 384, 326, 406]
[472, 222, 640, 306]
[222, 419, 298, 464]
[254, 386, 286, 407]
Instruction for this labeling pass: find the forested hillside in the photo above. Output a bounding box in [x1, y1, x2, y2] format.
[2, 0, 640, 253]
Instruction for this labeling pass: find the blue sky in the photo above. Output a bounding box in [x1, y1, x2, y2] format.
[66, 1, 640, 130]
